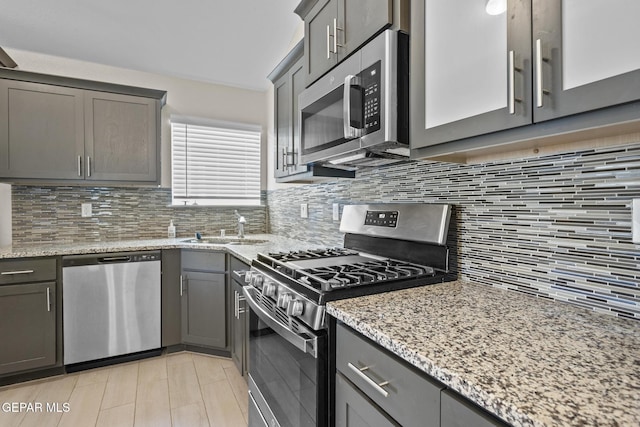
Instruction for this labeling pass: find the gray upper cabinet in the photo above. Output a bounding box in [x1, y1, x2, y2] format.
[411, 0, 640, 158]
[297, 0, 398, 86]
[268, 40, 356, 182]
[0, 69, 165, 185]
[0, 80, 85, 180]
[411, 0, 532, 148]
[84, 91, 158, 182]
[305, 0, 340, 85]
[532, 0, 640, 122]
[270, 41, 308, 180]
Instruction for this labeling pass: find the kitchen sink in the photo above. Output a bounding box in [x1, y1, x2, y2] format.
[181, 237, 268, 246]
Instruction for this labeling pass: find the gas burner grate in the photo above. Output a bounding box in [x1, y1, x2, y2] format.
[268, 248, 358, 262]
[299, 259, 435, 291]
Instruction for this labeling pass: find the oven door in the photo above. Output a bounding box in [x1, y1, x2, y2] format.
[244, 286, 327, 427]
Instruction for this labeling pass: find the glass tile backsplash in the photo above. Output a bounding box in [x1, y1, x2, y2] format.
[267, 142, 640, 320]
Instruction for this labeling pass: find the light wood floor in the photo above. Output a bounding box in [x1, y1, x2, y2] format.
[0, 351, 248, 427]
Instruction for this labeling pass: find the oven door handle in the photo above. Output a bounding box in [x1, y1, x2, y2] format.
[243, 286, 319, 358]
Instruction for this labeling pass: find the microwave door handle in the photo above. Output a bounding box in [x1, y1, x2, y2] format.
[343, 75, 361, 139]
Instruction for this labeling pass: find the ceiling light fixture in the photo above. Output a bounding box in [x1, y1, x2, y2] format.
[485, 0, 507, 15]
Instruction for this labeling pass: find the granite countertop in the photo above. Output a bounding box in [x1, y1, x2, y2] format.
[327, 280, 640, 427]
[0, 234, 318, 264]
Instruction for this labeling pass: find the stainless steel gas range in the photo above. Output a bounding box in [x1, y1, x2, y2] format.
[243, 203, 454, 427]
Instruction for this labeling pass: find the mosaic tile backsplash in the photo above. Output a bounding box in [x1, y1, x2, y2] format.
[12, 187, 268, 243]
[267, 142, 640, 321]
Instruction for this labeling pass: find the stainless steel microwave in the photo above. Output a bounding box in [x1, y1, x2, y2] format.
[299, 29, 409, 168]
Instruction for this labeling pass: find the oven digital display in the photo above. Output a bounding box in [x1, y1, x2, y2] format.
[364, 210, 398, 227]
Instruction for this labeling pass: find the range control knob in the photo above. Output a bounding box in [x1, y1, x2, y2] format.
[252, 274, 264, 289]
[263, 281, 277, 297]
[244, 271, 253, 283]
[277, 292, 292, 309]
[287, 300, 304, 317]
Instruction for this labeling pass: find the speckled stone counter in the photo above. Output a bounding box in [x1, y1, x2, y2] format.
[327, 280, 640, 427]
[0, 234, 319, 264]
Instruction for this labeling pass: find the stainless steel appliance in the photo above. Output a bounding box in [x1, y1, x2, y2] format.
[62, 251, 161, 366]
[244, 203, 453, 427]
[299, 30, 409, 169]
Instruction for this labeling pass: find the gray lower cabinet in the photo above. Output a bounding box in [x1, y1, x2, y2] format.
[181, 250, 227, 349]
[335, 373, 398, 427]
[0, 258, 57, 376]
[441, 390, 509, 427]
[335, 323, 443, 427]
[230, 256, 249, 376]
[161, 249, 182, 347]
[335, 322, 509, 427]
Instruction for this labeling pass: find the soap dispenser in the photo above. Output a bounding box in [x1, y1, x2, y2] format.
[168, 220, 176, 238]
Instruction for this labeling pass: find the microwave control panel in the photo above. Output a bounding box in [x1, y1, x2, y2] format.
[361, 61, 381, 135]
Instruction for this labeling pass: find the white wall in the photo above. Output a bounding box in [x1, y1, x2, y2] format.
[0, 184, 11, 247]
[6, 48, 269, 189]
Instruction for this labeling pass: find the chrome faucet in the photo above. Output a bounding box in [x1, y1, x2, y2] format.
[234, 210, 246, 238]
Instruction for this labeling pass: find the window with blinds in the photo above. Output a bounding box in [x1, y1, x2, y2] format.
[171, 119, 261, 206]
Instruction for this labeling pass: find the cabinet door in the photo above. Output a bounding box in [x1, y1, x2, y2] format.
[335, 373, 398, 427]
[161, 249, 182, 347]
[339, 0, 392, 59]
[274, 72, 291, 178]
[181, 271, 227, 348]
[411, 0, 532, 149]
[0, 80, 84, 179]
[441, 390, 509, 427]
[305, 0, 339, 85]
[0, 282, 56, 375]
[289, 57, 309, 175]
[84, 91, 158, 182]
[533, 0, 640, 122]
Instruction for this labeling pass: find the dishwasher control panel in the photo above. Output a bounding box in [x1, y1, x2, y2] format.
[62, 251, 161, 267]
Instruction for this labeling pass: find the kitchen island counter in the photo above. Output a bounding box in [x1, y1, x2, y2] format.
[327, 280, 640, 427]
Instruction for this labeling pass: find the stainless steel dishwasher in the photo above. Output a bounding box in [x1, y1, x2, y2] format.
[62, 251, 161, 366]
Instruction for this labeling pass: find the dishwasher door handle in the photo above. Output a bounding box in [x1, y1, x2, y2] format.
[98, 256, 132, 263]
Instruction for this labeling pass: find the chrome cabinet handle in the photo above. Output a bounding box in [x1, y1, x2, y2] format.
[282, 148, 287, 170]
[1, 270, 35, 275]
[77, 155, 82, 177]
[508, 50, 523, 115]
[234, 291, 239, 319]
[87, 156, 92, 177]
[347, 362, 390, 397]
[333, 18, 342, 53]
[535, 39, 550, 108]
[326, 25, 331, 59]
[46, 287, 51, 312]
[179, 275, 184, 296]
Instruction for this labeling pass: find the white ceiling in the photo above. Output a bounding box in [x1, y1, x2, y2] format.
[0, 0, 302, 91]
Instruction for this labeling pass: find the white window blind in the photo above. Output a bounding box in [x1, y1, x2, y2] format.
[171, 120, 261, 206]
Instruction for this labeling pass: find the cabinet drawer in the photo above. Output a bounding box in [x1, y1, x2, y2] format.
[336, 323, 444, 427]
[181, 250, 226, 272]
[0, 258, 57, 285]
